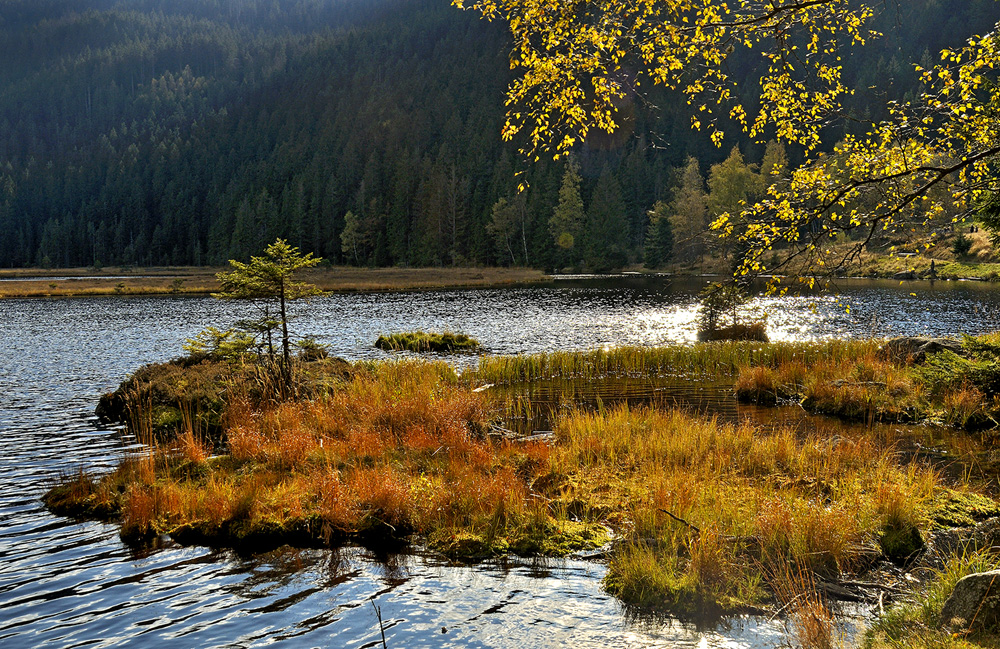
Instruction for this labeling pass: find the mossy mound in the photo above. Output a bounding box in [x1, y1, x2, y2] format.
[429, 520, 609, 559]
[95, 355, 354, 438]
[931, 489, 1000, 529]
[42, 472, 122, 520]
[430, 531, 510, 558]
[880, 522, 925, 565]
[509, 520, 611, 556]
[375, 331, 480, 353]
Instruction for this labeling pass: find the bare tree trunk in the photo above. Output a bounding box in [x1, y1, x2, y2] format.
[279, 279, 291, 391]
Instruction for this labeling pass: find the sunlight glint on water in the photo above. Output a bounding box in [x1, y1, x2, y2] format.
[1, 276, 998, 648]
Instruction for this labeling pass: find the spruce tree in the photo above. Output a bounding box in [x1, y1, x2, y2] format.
[644, 201, 674, 268]
[548, 158, 585, 268]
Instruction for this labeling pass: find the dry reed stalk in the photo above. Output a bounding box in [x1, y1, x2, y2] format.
[766, 561, 839, 649]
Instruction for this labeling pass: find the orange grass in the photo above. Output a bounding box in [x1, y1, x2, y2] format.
[44, 352, 998, 617]
[52, 360, 601, 556]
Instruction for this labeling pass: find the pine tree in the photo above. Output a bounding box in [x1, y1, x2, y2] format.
[214, 239, 324, 390]
[548, 158, 585, 268]
[643, 201, 674, 268]
[584, 167, 629, 271]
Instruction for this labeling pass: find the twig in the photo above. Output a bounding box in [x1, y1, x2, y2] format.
[658, 509, 701, 534]
[837, 579, 907, 594]
[371, 598, 388, 649]
[768, 591, 809, 622]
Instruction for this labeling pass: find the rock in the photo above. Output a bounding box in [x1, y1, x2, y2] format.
[940, 569, 1000, 632]
[920, 518, 1000, 571]
[881, 336, 964, 364]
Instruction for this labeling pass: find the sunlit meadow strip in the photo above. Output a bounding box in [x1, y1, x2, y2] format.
[471, 340, 877, 384]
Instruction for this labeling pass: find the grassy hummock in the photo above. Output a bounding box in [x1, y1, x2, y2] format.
[375, 331, 480, 353]
[45, 338, 1000, 619]
[733, 333, 1000, 429]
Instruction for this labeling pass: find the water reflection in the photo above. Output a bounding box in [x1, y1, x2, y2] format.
[2, 276, 1000, 647]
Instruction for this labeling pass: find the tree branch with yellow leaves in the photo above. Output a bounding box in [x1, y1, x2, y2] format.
[457, 0, 1000, 287]
[721, 27, 1000, 290]
[453, 0, 875, 161]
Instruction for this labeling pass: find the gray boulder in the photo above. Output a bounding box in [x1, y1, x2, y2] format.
[881, 336, 963, 364]
[940, 570, 1000, 632]
[921, 519, 1000, 571]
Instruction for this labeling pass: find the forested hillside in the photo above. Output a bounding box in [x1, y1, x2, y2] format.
[0, 0, 997, 270]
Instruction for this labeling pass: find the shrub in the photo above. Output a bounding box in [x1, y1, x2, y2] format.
[952, 233, 973, 257]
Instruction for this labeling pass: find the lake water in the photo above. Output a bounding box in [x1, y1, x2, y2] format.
[1, 275, 996, 648]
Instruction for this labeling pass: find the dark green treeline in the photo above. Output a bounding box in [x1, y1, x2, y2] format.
[0, 0, 996, 269]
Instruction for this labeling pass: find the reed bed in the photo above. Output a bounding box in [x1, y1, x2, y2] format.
[472, 340, 877, 384]
[45, 346, 1000, 618]
[554, 404, 942, 613]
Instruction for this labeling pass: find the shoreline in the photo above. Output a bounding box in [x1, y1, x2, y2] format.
[0, 266, 550, 298]
[7, 256, 1000, 299]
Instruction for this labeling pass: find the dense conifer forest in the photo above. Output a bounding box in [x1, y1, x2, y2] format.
[1, 0, 997, 270]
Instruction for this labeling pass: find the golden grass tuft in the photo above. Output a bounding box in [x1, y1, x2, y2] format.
[767, 562, 839, 649]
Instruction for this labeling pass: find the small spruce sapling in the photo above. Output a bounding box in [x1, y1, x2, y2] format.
[213, 239, 325, 388]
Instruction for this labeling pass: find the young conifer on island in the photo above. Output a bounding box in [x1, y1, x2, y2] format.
[214, 239, 324, 387]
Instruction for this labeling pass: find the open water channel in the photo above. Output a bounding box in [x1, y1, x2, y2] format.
[2, 275, 999, 648]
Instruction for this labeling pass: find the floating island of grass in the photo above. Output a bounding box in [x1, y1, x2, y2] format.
[375, 331, 480, 353]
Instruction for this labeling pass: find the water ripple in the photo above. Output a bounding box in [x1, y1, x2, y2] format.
[1, 277, 991, 647]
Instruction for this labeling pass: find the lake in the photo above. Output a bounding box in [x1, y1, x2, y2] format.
[1, 275, 996, 648]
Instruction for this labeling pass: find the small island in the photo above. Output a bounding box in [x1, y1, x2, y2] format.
[375, 331, 481, 353]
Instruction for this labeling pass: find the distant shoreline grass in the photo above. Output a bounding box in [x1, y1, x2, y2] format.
[0, 266, 548, 298]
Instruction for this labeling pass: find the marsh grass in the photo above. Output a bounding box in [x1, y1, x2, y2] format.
[555, 403, 946, 614]
[768, 562, 840, 649]
[375, 331, 480, 353]
[46, 342, 1000, 617]
[731, 336, 1000, 429]
[53, 360, 609, 556]
[473, 340, 874, 384]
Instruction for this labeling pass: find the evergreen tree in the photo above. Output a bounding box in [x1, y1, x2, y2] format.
[487, 197, 519, 265]
[668, 157, 709, 263]
[214, 239, 324, 390]
[584, 167, 629, 271]
[643, 201, 674, 269]
[548, 157, 585, 269]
